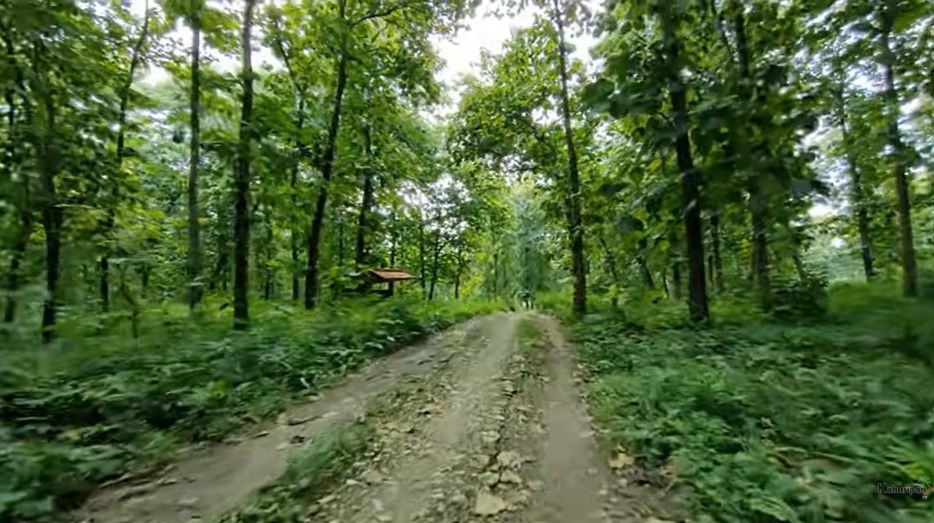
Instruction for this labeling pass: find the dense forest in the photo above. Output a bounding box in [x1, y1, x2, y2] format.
[2, 0, 933, 521]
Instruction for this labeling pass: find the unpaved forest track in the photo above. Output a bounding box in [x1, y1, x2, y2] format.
[312, 313, 676, 522]
[76, 313, 677, 523]
[75, 317, 491, 523]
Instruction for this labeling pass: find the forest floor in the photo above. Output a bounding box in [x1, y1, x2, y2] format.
[73, 313, 680, 523]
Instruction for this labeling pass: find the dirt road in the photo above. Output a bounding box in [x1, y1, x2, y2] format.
[77, 313, 674, 522]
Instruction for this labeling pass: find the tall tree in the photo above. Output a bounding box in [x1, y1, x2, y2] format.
[33, 43, 62, 342]
[660, 6, 708, 322]
[878, 0, 918, 296]
[188, 1, 204, 309]
[833, 75, 875, 280]
[2, 23, 32, 323]
[551, 0, 587, 315]
[100, 2, 152, 313]
[305, 0, 349, 309]
[233, 0, 256, 329]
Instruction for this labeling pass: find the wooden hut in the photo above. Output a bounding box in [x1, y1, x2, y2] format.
[365, 268, 415, 296]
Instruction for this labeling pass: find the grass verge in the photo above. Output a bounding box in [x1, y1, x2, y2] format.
[218, 420, 375, 523]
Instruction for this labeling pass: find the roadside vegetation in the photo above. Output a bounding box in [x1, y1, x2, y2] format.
[0, 298, 501, 520]
[551, 284, 934, 522]
[2, 0, 932, 521]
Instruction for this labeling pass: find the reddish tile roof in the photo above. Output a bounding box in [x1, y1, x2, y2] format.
[368, 268, 416, 282]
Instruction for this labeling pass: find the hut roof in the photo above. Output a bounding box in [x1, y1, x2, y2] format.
[367, 268, 416, 282]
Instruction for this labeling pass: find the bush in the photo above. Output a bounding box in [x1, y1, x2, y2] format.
[770, 273, 829, 322]
[570, 286, 934, 522]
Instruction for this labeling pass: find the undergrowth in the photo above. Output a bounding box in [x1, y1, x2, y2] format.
[0, 297, 502, 521]
[561, 283, 934, 522]
[219, 420, 375, 523]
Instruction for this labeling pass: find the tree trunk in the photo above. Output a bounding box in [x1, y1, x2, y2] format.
[419, 216, 427, 296]
[290, 98, 305, 301]
[710, 212, 724, 293]
[492, 250, 499, 296]
[275, 34, 307, 303]
[34, 51, 62, 342]
[672, 259, 683, 300]
[834, 81, 875, 280]
[428, 232, 442, 301]
[662, 11, 709, 322]
[355, 125, 376, 267]
[749, 181, 770, 296]
[263, 216, 273, 300]
[5, 222, 30, 323]
[551, 0, 586, 316]
[188, 15, 203, 309]
[389, 216, 397, 297]
[597, 231, 621, 308]
[638, 254, 654, 289]
[101, 6, 151, 313]
[140, 263, 150, 298]
[232, 0, 256, 330]
[305, 50, 348, 309]
[99, 257, 110, 312]
[453, 246, 464, 300]
[880, 13, 917, 297]
[3, 34, 32, 322]
[734, 12, 770, 301]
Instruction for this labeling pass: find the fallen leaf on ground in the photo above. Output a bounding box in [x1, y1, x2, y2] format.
[609, 452, 634, 469]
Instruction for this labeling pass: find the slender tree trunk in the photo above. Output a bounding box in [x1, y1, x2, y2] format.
[188, 15, 203, 309]
[389, 216, 397, 296]
[709, 212, 724, 293]
[662, 11, 709, 322]
[101, 6, 151, 313]
[672, 259, 683, 300]
[99, 257, 109, 312]
[880, 13, 917, 296]
[734, 12, 770, 300]
[263, 216, 273, 300]
[834, 81, 875, 280]
[749, 182, 770, 294]
[275, 37, 307, 303]
[3, 32, 32, 322]
[792, 252, 808, 282]
[551, 0, 586, 315]
[490, 250, 499, 297]
[355, 125, 376, 267]
[453, 245, 465, 300]
[232, 0, 256, 329]
[419, 216, 427, 296]
[34, 50, 62, 342]
[596, 231, 621, 308]
[638, 255, 654, 289]
[290, 98, 305, 301]
[5, 222, 30, 323]
[305, 50, 348, 309]
[140, 263, 150, 298]
[428, 232, 442, 301]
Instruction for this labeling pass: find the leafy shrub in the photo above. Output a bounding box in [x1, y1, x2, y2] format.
[571, 287, 934, 522]
[770, 273, 829, 322]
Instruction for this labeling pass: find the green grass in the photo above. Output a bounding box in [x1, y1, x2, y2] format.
[0, 296, 503, 521]
[517, 316, 546, 356]
[561, 283, 934, 522]
[219, 420, 375, 523]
